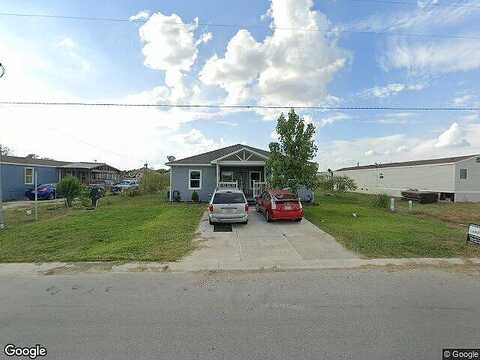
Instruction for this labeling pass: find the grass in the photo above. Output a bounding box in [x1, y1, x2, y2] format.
[304, 192, 480, 259]
[0, 194, 204, 263]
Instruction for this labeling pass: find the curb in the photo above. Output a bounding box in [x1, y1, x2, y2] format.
[0, 258, 479, 276]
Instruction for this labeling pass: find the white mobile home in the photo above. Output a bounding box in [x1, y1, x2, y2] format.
[335, 154, 480, 202]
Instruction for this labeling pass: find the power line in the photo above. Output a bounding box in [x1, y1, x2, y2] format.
[347, 0, 480, 9]
[1, 100, 479, 111]
[0, 11, 478, 41]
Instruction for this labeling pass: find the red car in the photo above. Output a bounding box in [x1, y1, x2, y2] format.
[255, 189, 304, 222]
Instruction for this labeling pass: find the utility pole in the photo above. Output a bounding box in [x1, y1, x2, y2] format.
[143, 161, 148, 192]
[0, 144, 5, 230]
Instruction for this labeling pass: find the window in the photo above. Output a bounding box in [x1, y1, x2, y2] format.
[189, 170, 202, 190]
[460, 168, 468, 180]
[212, 192, 246, 204]
[24, 167, 34, 185]
[221, 171, 234, 182]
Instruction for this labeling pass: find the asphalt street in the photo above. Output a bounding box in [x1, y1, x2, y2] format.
[1, 268, 480, 360]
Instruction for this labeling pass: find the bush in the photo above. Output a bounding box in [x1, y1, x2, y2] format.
[317, 174, 357, 193]
[57, 176, 81, 207]
[140, 171, 170, 193]
[79, 186, 91, 208]
[191, 191, 199, 202]
[372, 193, 389, 209]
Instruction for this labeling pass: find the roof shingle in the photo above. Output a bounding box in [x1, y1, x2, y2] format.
[166, 144, 270, 165]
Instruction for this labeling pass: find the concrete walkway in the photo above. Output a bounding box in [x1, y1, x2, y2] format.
[175, 209, 358, 271]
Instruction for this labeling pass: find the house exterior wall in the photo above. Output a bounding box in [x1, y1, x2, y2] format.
[1, 164, 59, 201]
[170, 165, 217, 202]
[336, 163, 456, 197]
[454, 157, 480, 202]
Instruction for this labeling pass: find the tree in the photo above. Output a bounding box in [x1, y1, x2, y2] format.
[57, 176, 81, 207]
[266, 109, 319, 193]
[140, 170, 169, 193]
[0, 145, 12, 156]
[317, 174, 357, 193]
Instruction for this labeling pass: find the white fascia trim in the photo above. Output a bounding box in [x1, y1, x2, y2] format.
[217, 161, 266, 166]
[336, 162, 457, 172]
[168, 164, 212, 167]
[212, 147, 268, 163]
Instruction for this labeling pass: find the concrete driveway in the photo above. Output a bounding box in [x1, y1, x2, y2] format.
[178, 209, 358, 271]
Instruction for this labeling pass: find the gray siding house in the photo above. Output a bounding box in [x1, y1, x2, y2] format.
[166, 144, 270, 202]
[0, 155, 122, 201]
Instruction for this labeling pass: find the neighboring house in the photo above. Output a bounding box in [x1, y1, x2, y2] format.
[59, 162, 121, 186]
[335, 154, 480, 202]
[0, 155, 121, 201]
[166, 144, 270, 202]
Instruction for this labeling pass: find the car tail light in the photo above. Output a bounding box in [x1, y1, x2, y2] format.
[271, 199, 277, 209]
[208, 204, 214, 212]
[298, 201, 303, 209]
[245, 204, 249, 212]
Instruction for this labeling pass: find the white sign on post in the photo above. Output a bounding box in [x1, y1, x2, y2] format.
[467, 224, 480, 245]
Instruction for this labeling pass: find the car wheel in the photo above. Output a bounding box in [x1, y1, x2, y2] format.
[243, 220, 248, 225]
[209, 219, 214, 225]
[48, 192, 55, 200]
[295, 218, 302, 222]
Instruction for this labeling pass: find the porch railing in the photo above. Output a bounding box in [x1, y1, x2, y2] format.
[252, 180, 266, 198]
[217, 181, 238, 189]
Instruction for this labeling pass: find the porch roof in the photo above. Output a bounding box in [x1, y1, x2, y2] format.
[165, 144, 270, 166]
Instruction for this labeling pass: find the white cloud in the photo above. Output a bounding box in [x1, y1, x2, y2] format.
[129, 11, 150, 22]
[317, 122, 480, 171]
[362, 83, 424, 98]
[199, 0, 348, 109]
[57, 37, 76, 50]
[138, 12, 211, 102]
[383, 39, 480, 74]
[453, 95, 474, 106]
[434, 122, 470, 148]
[318, 112, 349, 128]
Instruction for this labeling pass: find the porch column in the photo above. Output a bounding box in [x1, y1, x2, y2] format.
[263, 165, 267, 183]
[216, 163, 220, 186]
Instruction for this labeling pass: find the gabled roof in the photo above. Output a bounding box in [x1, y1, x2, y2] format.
[0, 155, 69, 167]
[166, 144, 270, 166]
[336, 154, 478, 172]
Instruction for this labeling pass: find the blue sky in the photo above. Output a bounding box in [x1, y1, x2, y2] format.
[1, 0, 479, 170]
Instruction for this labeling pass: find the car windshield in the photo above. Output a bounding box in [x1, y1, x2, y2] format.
[212, 192, 245, 204]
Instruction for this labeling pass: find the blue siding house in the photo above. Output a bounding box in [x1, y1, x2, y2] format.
[166, 144, 270, 202]
[0, 156, 65, 201]
[1, 155, 122, 201]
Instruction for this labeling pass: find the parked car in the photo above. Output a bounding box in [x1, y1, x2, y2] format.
[208, 189, 249, 225]
[25, 183, 57, 200]
[256, 189, 304, 222]
[111, 179, 139, 194]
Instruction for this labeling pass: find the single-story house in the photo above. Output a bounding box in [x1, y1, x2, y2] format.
[166, 143, 316, 203]
[335, 154, 480, 202]
[0, 155, 122, 201]
[166, 144, 270, 202]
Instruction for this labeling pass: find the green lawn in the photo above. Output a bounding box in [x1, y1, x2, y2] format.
[304, 192, 480, 258]
[0, 194, 204, 262]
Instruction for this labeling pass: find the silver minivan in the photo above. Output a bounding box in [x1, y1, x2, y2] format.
[208, 189, 249, 225]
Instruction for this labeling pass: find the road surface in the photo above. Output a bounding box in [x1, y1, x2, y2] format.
[1, 268, 479, 360]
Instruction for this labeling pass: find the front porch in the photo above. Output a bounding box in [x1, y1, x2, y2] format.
[216, 165, 266, 201]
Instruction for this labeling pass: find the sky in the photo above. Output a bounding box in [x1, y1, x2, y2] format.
[1, 0, 480, 170]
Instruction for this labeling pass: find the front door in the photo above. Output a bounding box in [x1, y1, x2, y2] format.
[250, 171, 261, 190]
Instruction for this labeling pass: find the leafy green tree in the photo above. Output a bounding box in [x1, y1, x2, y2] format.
[317, 174, 357, 193]
[57, 176, 81, 207]
[266, 109, 319, 193]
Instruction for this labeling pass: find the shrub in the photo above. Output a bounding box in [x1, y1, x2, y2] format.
[191, 191, 199, 202]
[372, 193, 389, 209]
[317, 174, 357, 193]
[140, 171, 170, 193]
[57, 176, 81, 207]
[79, 186, 91, 208]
